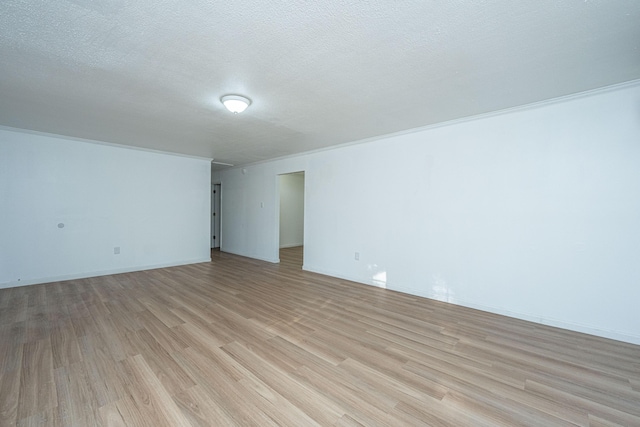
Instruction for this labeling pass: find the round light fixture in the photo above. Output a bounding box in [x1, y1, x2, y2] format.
[221, 94, 251, 114]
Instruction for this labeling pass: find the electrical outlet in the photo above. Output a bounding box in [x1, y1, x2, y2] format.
[114, 247, 120, 255]
[355, 252, 360, 261]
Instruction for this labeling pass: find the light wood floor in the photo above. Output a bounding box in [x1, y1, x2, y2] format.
[1, 247, 639, 426]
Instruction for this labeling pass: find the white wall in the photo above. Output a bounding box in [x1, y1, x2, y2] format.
[0, 128, 211, 288]
[279, 173, 305, 248]
[217, 81, 640, 345]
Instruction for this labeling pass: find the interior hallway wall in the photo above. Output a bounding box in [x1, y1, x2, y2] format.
[0, 128, 211, 288]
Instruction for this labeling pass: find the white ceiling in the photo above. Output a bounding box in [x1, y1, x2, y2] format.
[1, 1, 639, 168]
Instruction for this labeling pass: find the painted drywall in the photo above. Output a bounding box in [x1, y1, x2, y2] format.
[279, 173, 305, 248]
[0, 128, 211, 288]
[217, 81, 640, 345]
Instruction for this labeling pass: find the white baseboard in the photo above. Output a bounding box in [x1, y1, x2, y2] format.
[220, 249, 279, 264]
[0, 257, 212, 289]
[446, 299, 640, 346]
[303, 265, 368, 287]
[303, 264, 640, 346]
[279, 243, 303, 249]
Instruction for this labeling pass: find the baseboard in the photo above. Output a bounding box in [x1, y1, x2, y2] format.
[0, 257, 212, 289]
[220, 249, 279, 264]
[303, 265, 368, 287]
[446, 299, 640, 346]
[303, 264, 640, 346]
[279, 243, 303, 249]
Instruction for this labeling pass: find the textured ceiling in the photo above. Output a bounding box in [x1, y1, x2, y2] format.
[1, 1, 639, 168]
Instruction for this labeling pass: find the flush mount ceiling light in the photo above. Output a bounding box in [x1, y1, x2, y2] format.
[221, 94, 251, 114]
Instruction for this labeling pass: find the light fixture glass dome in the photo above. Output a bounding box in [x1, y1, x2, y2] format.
[221, 94, 251, 113]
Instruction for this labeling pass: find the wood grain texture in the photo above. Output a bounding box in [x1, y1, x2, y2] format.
[0, 246, 639, 426]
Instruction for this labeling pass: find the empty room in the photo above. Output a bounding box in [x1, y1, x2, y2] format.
[1, 1, 640, 426]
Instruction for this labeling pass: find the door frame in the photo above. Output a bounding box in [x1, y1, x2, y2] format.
[211, 183, 221, 249]
[276, 171, 305, 264]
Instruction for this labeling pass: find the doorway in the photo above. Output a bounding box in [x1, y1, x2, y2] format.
[211, 183, 221, 249]
[278, 172, 304, 268]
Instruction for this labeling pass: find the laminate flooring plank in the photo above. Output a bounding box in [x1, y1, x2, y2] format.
[0, 287, 13, 310]
[221, 340, 345, 426]
[334, 414, 368, 427]
[485, 333, 640, 378]
[259, 335, 322, 373]
[135, 310, 189, 354]
[0, 321, 26, 372]
[204, 303, 276, 344]
[98, 309, 142, 360]
[264, 318, 316, 343]
[172, 321, 227, 354]
[236, 373, 324, 427]
[365, 326, 491, 373]
[168, 296, 220, 325]
[0, 362, 22, 426]
[440, 389, 578, 427]
[455, 337, 638, 393]
[50, 318, 83, 369]
[394, 398, 495, 427]
[0, 289, 28, 325]
[289, 363, 404, 427]
[98, 401, 128, 427]
[54, 363, 99, 427]
[290, 333, 348, 366]
[77, 333, 127, 408]
[403, 358, 587, 426]
[102, 299, 143, 333]
[172, 385, 238, 427]
[25, 285, 46, 310]
[339, 357, 446, 405]
[120, 354, 192, 427]
[172, 347, 280, 427]
[16, 338, 56, 420]
[132, 328, 195, 395]
[91, 311, 129, 362]
[0, 324, 24, 426]
[67, 300, 94, 339]
[109, 396, 157, 427]
[115, 292, 147, 314]
[23, 305, 49, 344]
[587, 414, 627, 427]
[15, 407, 57, 427]
[495, 358, 640, 410]
[525, 380, 640, 426]
[44, 284, 68, 319]
[138, 298, 185, 329]
[470, 337, 640, 412]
